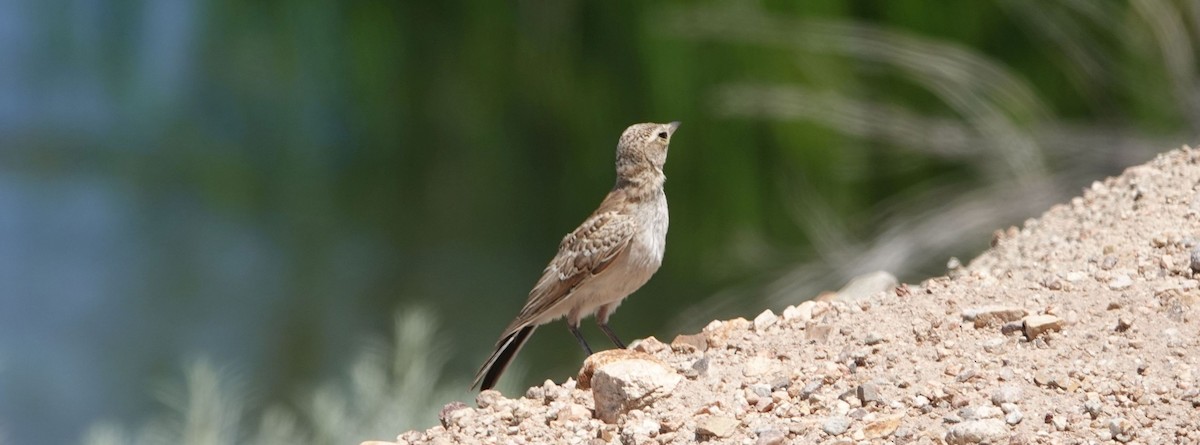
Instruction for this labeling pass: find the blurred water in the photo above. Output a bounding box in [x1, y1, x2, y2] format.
[0, 1, 1191, 443]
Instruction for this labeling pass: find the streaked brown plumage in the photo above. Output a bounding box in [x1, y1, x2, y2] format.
[471, 121, 680, 391]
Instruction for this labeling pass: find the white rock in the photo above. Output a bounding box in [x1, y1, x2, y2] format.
[1004, 408, 1023, 425]
[782, 301, 816, 322]
[591, 358, 682, 423]
[990, 385, 1023, 405]
[753, 309, 778, 331]
[1109, 417, 1135, 443]
[822, 416, 851, 436]
[620, 417, 661, 440]
[1108, 274, 1134, 290]
[959, 405, 1003, 420]
[944, 419, 1008, 444]
[1065, 271, 1087, 282]
[696, 416, 738, 438]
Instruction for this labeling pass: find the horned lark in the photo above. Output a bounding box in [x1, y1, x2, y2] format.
[472, 121, 680, 390]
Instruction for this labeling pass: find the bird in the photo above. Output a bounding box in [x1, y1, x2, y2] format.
[471, 121, 681, 391]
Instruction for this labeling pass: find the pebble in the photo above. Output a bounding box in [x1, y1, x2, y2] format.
[753, 309, 778, 331]
[670, 333, 708, 353]
[782, 301, 815, 322]
[696, 416, 738, 438]
[1051, 416, 1068, 431]
[1003, 405, 1023, 425]
[1108, 274, 1134, 290]
[944, 419, 1008, 444]
[1109, 417, 1135, 443]
[857, 382, 882, 405]
[438, 402, 470, 429]
[1065, 271, 1088, 282]
[806, 324, 834, 342]
[959, 405, 1003, 420]
[687, 357, 710, 378]
[755, 428, 786, 445]
[991, 385, 1023, 405]
[1022, 315, 1063, 340]
[822, 416, 852, 436]
[1115, 317, 1133, 332]
[620, 417, 660, 441]
[555, 404, 592, 423]
[863, 333, 885, 345]
[962, 306, 1028, 328]
[799, 379, 824, 399]
[631, 336, 667, 354]
[1191, 245, 1200, 273]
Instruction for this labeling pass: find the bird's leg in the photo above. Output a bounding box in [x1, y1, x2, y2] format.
[568, 322, 593, 355]
[596, 305, 626, 349]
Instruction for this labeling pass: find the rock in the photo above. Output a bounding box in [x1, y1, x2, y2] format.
[863, 415, 902, 439]
[686, 356, 710, 377]
[439, 403, 470, 429]
[990, 385, 1023, 405]
[782, 301, 816, 322]
[753, 309, 778, 331]
[1033, 371, 1052, 387]
[1108, 274, 1133, 290]
[1083, 399, 1103, 419]
[1109, 417, 1135, 443]
[822, 416, 852, 436]
[475, 390, 502, 409]
[578, 349, 651, 389]
[587, 352, 682, 423]
[670, 333, 708, 352]
[696, 416, 738, 438]
[1115, 317, 1133, 332]
[806, 324, 834, 342]
[958, 405, 1003, 420]
[857, 382, 882, 405]
[1191, 245, 1200, 274]
[554, 404, 592, 423]
[620, 417, 661, 442]
[833, 271, 898, 301]
[1022, 315, 1063, 340]
[1050, 416, 1067, 431]
[1003, 407, 1022, 425]
[963, 306, 1028, 328]
[799, 379, 824, 399]
[863, 333, 885, 345]
[438, 402, 470, 429]
[755, 428, 786, 445]
[944, 419, 1008, 444]
[630, 336, 667, 353]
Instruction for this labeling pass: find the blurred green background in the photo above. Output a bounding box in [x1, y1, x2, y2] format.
[2, 0, 1196, 444]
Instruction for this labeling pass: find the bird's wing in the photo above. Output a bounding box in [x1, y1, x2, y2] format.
[501, 209, 636, 334]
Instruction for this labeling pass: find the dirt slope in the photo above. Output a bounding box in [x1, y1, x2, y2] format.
[381, 146, 1200, 444]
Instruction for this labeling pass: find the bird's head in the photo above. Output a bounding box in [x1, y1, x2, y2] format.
[615, 121, 680, 179]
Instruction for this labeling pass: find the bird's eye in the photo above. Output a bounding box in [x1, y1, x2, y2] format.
[657, 131, 668, 139]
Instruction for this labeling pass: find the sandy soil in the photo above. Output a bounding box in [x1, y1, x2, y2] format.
[380, 146, 1200, 444]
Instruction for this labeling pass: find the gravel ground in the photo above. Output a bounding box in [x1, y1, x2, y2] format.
[377, 147, 1200, 444]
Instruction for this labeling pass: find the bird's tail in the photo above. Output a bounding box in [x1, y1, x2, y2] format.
[471, 326, 536, 391]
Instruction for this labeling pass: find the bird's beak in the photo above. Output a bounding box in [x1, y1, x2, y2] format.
[667, 121, 681, 135]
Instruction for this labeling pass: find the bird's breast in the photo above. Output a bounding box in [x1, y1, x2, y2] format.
[630, 192, 668, 269]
